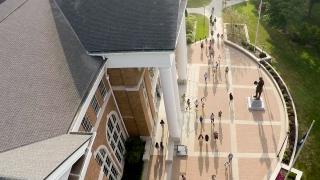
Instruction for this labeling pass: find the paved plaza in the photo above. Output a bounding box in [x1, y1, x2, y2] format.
[145, 31, 287, 180]
[144, 1, 287, 179]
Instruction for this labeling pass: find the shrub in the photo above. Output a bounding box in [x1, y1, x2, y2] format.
[282, 149, 290, 164]
[187, 33, 194, 44]
[287, 172, 296, 180]
[125, 138, 145, 164]
[248, 44, 255, 51]
[259, 52, 267, 58]
[186, 18, 194, 34]
[241, 40, 248, 47]
[122, 137, 146, 180]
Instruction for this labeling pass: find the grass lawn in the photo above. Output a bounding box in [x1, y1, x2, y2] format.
[190, 13, 209, 41]
[187, 0, 212, 8]
[224, 1, 320, 179]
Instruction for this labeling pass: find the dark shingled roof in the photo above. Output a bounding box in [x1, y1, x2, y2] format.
[0, 0, 103, 152]
[55, 0, 187, 53]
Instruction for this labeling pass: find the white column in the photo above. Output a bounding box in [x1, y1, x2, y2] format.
[176, 16, 188, 82]
[171, 62, 182, 126]
[159, 67, 181, 140]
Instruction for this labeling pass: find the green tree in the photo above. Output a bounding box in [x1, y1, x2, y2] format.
[307, 0, 320, 17]
[264, 0, 305, 32]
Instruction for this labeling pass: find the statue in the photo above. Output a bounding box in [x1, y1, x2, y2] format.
[253, 77, 264, 100]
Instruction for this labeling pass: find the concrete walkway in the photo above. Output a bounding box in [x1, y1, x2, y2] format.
[171, 39, 287, 179]
[187, 0, 246, 18]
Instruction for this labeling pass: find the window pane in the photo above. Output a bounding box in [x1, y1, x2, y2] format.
[107, 131, 111, 141]
[112, 114, 117, 123]
[111, 141, 115, 150]
[116, 124, 120, 133]
[105, 156, 111, 167]
[98, 81, 107, 98]
[113, 132, 118, 142]
[103, 165, 109, 176]
[108, 119, 114, 132]
[81, 116, 93, 132]
[115, 150, 122, 163]
[118, 141, 124, 154]
[109, 175, 114, 180]
[120, 133, 126, 144]
[99, 148, 106, 158]
[111, 166, 118, 177]
[91, 96, 100, 115]
[95, 154, 103, 166]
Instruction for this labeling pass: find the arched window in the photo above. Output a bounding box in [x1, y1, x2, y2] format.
[95, 145, 119, 180]
[106, 111, 126, 164]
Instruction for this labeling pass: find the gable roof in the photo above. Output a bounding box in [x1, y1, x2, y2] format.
[0, 0, 103, 152]
[0, 134, 91, 179]
[55, 0, 187, 53]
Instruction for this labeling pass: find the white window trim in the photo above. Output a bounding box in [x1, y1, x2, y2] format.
[106, 111, 127, 166]
[95, 145, 121, 180]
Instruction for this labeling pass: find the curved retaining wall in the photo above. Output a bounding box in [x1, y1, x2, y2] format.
[224, 39, 299, 174]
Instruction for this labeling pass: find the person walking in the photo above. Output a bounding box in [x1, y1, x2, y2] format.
[186, 98, 191, 110]
[225, 66, 229, 74]
[209, 48, 214, 59]
[228, 153, 233, 162]
[160, 141, 164, 150]
[212, 174, 216, 180]
[194, 99, 199, 109]
[210, 113, 215, 125]
[155, 142, 159, 149]
[198, 134, 204, 142]
[224, 153, 233, 167]
[217, 33, 220, 40]
[204, 72, 208, 84]
[202, 102, 205, 109]
[229, 92, 234, 101]
[200, 41, 204, 51]
[181, 174, 186, 180]
[160, 119, 165, 128]
[218, 110, 222, 119]
[201, 97, 206, 108]
[215, 61, 219, 71]
[205, 134, 209, 142]
[199, 115, 204, 124]
[181, 93, 186, 103]
[213, 131, 219, 141]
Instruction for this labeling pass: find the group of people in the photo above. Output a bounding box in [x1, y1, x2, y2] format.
[154, 119, 166, 151]
[181, 152, 233, 179]
[186, 97, 207, 111]
[198, 131, 219, 142]
[179, 5, 238, 180]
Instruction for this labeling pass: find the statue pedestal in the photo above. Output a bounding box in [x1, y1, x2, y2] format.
[247, 97, 265, 111]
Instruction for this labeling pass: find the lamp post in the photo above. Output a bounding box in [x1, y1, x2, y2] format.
[203, 4, 205, 35]
[253, 0, 263, 52]
[285, 120, 315, 179]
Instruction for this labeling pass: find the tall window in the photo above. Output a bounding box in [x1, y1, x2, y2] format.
[98, 80, 107, 98]
[81, 115, 93, 132]
[106, 112, 126, 164]
[95, 146, 119, 180]
[91, 95, 100, 115]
